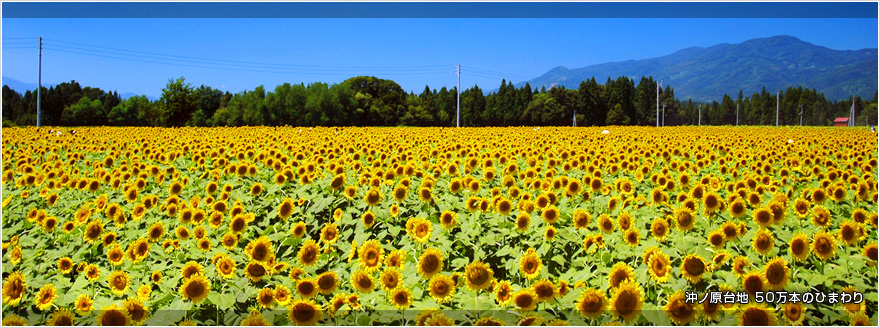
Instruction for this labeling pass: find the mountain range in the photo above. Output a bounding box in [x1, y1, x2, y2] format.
[513, 35, 877, 102]
[2, 76, 156, 101]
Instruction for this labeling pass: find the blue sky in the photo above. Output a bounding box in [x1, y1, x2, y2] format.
[2, 2, 877, 98]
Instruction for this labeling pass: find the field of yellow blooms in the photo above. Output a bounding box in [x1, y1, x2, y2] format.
[1, 126, 877, 326]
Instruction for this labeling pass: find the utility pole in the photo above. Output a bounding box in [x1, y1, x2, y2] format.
[454, 64, 460, 128]
[736, 103, 739, 126]
[37, 36, 42, 127]
[656, 81, 660, 127]
[799, 104, 803, 126]
[662, 104, 666, 127]
[776, 91, 780, 127]
[573, 110, 577, 127]
[850, 96, 855, 127]
[698, 104, 701, 126]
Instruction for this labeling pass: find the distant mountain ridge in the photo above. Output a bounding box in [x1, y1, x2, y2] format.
[2, 76, 157, 101]
[513, 35, 877, 102]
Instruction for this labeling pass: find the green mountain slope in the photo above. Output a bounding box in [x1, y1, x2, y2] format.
[516, 35, 877, 101]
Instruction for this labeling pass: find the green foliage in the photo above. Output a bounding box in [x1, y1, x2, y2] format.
[3, 70, 876, 128]
[159, 77, 198, 127]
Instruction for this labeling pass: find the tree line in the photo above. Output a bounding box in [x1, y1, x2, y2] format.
[3, 75, 877, 127]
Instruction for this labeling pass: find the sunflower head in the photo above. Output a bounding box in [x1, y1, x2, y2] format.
[647, 250, 671, 283]
[576, 288, 608, 320]
[664, 291, 696, 325]
[97, 305, 131, 326]
[738, 303, 777, 326]
[812, 231, 837, 261]
[2, 271, 27, 306]
[609, 279, 643, 323]
[519, 248, 542, 280]
[428, 274, 456, 303]
[608, 262, 635, 289]
[752, 229, 775, 256]
[680, 254, 707, 284]
[417, 247, 444, 278]
[465, 260, 494, 291]
[511, 289, 538, 311]
[180, 274, 210, 303]
[288, 299, 323, 326]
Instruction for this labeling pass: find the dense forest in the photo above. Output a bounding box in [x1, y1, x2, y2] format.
[3, 76, 877, 127]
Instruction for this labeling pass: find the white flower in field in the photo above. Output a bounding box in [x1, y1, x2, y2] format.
[602, 130, 610, 134]
[788, 139, 793, 143]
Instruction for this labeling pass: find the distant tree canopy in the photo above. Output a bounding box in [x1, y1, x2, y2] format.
[3, 76, 876, 127]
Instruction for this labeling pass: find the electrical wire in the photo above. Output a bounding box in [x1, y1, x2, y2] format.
[44, 42, 448, 73]
[465, 67, 533, 79]
[42, 38, 447, 70]
[43, 47, 449, 76]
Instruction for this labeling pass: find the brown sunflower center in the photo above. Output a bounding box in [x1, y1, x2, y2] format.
[684, 258, 705, 276]
[185, 281, 205, 298]
[615, 290, 637, 316]
[766, 264, 785, 284]
[101, 309, 127, 326]
[741, 308, 769, 325]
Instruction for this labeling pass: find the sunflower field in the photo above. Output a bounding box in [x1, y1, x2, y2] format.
[1, 126, 878, 326]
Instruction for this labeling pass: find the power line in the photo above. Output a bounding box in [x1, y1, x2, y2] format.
[2, 46, 37, 49]
[42, 46, 449, 76]
[465, 67, 533, 79]
[44, 42, 447, 72]
[42, 38, 447, 70]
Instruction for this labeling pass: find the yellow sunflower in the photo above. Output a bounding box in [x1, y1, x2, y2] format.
[576, 288, 607, 320]
[358, 239, 385, 273]
[650, 217, 670, 241]
[738, 303, 777, 326]
[287, 299, 323, 326]
[494, 280, 513, 306]
[428, 274, 456, 303]
[385, 249, 406, 269]
[664, 291, 696, 325]
[74, 294, 94, 315]
[34, 283, 58, 311]
[752, 229, 775, 256]
[107, 271, 130, 296]
[244, 261, 270, 282]
[519, 247, 542, 280]
[680, 254, 708, 284]
[123, 297, 149, 324]
[532, 279, 557, 302]
[608, 262, 635, 289]
[647, 250, 671, 283]
[375, 265, 403, 291]
[464, 260, 494, 291]
[417, 247, 444, 278]
[812, 231, 837, 261]
[389, 286, 414, 309]
[179, 274, 210, 303]
[350, 269, 375, 293]
[511, 289, 538, 311]
[741, 270, 766, 295]
[297, 240, 321, 267]
[96, 304, 131, 326]
[609, 279, 643, 323]
[763, 257, 790, 290]
[781, 303, 805, 325]
[245, 235, 275, 264]
[296, 278, 319, 299]
[2, 271, 26, 306]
